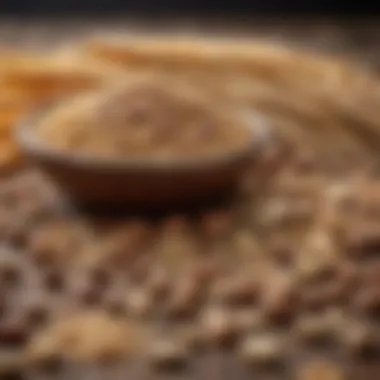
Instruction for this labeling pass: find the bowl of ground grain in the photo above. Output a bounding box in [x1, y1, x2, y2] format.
[16, 76, 268, 209]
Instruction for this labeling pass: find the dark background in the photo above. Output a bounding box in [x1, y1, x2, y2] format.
[1, 0, 380, 15]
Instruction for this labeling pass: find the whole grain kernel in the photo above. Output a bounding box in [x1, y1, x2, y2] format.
[238, 333, 285, 368]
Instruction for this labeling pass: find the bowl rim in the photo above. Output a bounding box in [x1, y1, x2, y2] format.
[16, 102, 272, 173]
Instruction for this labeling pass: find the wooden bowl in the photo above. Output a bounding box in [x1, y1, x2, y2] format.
[16, 108, 270, 210]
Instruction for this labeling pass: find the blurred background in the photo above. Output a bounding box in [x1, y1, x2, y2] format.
[0, 2, 380, 71]
[1, 0, 380, 14]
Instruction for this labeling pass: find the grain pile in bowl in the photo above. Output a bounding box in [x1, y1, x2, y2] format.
[0, 36, 380, 380]
[36, 76, 253, 161]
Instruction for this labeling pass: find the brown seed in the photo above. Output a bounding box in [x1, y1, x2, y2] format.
[296, 360, 346, 380]
[239, 333, 285, 368]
